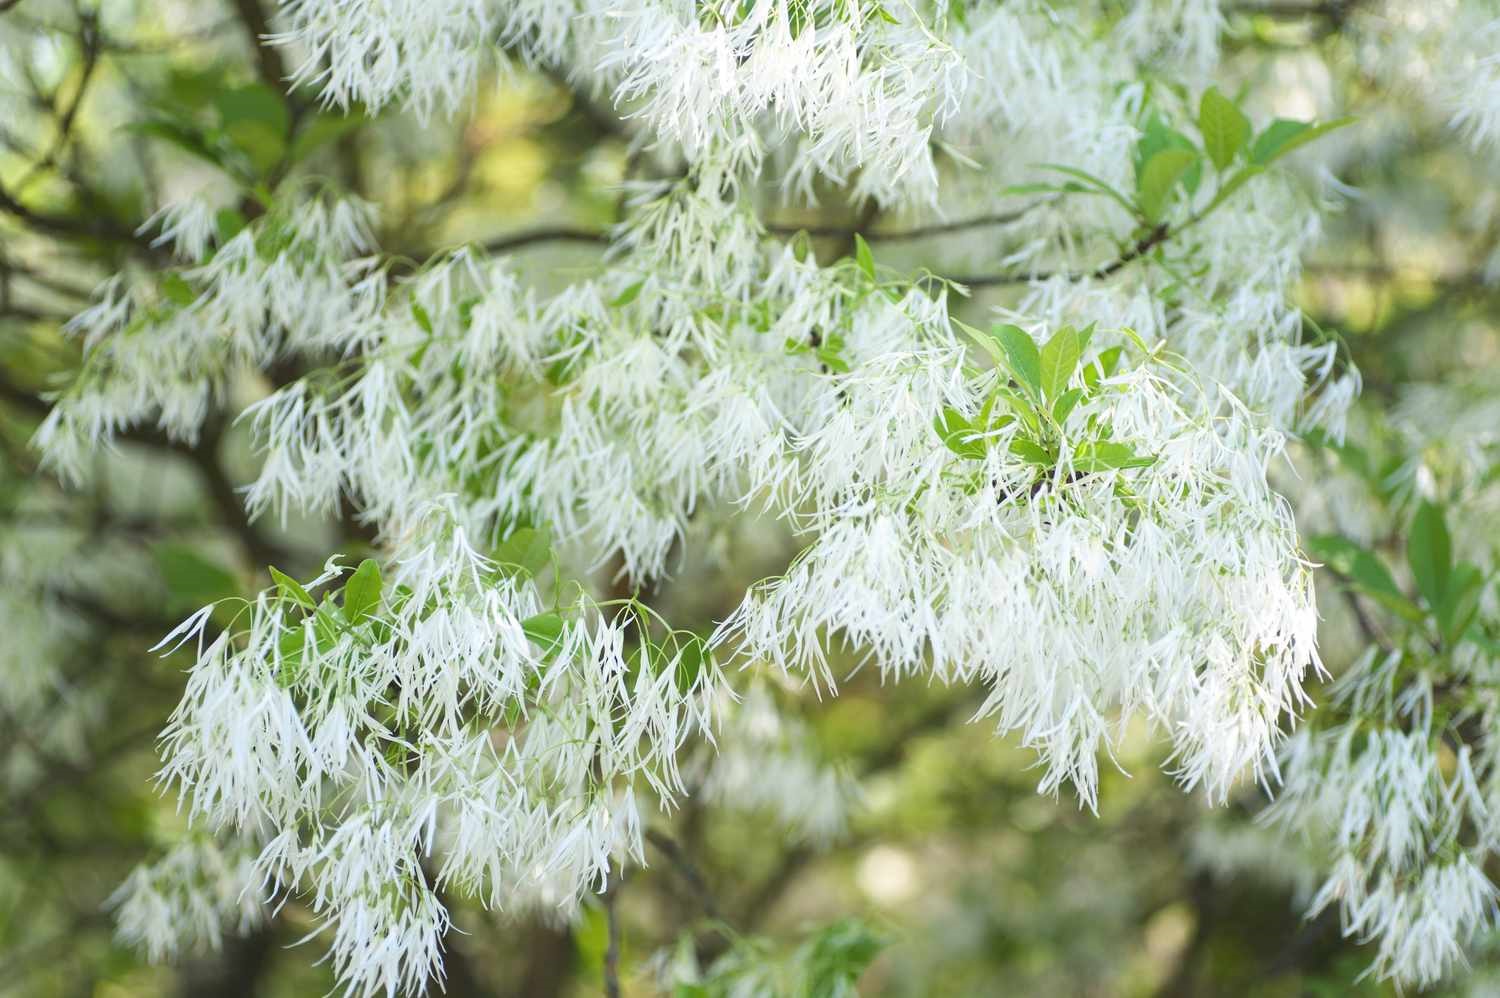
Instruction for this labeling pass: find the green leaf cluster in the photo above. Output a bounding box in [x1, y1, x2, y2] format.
[941, 323, 1151, 480]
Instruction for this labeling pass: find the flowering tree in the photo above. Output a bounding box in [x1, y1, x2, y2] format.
[3, 0, 1500, 995]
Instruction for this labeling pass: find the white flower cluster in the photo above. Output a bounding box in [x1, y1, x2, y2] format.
[152, 501, 721, 996]
[109, 839, 268, 964]
[274, 0, 964, 204]
[719, 330, 1320, 807]
[1268, 688, 1499, 989]
[34, 193, 376, 484]
[922, 4, 1355, 440]
[42, 171, 1332, 990]
[695, 682, 859, 844]
[20, 1, 1381, 989]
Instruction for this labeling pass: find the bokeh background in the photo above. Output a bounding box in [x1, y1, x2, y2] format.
[2, 1, 1499, 995]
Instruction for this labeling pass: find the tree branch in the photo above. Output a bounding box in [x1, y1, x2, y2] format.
[229, 0, 286, 93]
[646, 829, 721, 921]
[603, 880, 623, 998]
[11, 10, 101, 195]
[768, 200, 1052, 242]
[948, 222, 1172, 289]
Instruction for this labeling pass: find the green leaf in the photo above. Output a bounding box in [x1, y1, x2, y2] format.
[155, 543, 238, 614]
[215, 207, 247, 242]
[609, 280, 645, 308]
[214, 83, 290, 139]
[1136, 147, 1199, 222]
[1009, 437, 1054, 466]
[342, 558, 383, 623]
[1052, 388, 1085, 425]
[1436, 562, 1487, 647]
[673, 635, 710, 695]
[1135, 116, 1202, 195]
[1249, 117, 1354, 166]
[1407, 501, 1452, 610]
[1081, 346, 1125, 393]
[289, 112, 366, 163]
[1074, 441, 1155, 472]
[410, 298, 434, 335]
[799, 918, 889, 998]
[225, 120, 286, 176]
[313, 599, 342, 652]
[991, 324, 1042, 397]
[161, 272, 197, 306]
[1036, 163, 1137, 216]
[1039, 325, 1081, 402]
[1201, 164, 1265, 217]
[1305, 533, 1423, 622]
[954, 318, 1002, 366]
[933, 408, 988, 460]
[494, 525, 553, 578]
[269, 565, 315, 608]
[125, 119, 225, 171]
[853, 233, 876, 282]
[991, 389, 1040, 436]
[276, 626, 309, 687]
[1198, 87, 1251, 171]
[815, 346, 851, 373]
[521, 612, 567, 658]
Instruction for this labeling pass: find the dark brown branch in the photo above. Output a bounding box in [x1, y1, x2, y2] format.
[603, 880, 623, 998]
[1227, 1, 1356, 21]
[11, 10, 101, 194]
[948, 222, 1172, 288]
[229, 0, 286, 93]
[645, 830, 721, 921]
[768, 201, 1051, 242]
[477, 225, 610, 255]
[0, 369, 291, 566]
[0, 184, 153, 250]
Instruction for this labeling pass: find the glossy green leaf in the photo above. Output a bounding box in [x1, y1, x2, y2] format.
[269, 565, 315, 608]
[1436, 562, 1487, 646]
[854, 233, 876, 281]
[521, 612, 567, 658]
[1407, 501, 1452, 610]
[155, 544, 238, 614]
[1039, 325, 1081, 402]
[1009, 437, 1054, 466]
[609, 280, 645, 308]
[494, 525, 553, 578]
[1052, 387, 1085, 425]
[1198, 87, 1251, 170]
[991, 324, 1042, 397]
[342, 558, 383, 623]
[1074, 441, 1155, 472]
[933, 408, 988, 460]
[1249, 117, 1354, 166]
[1137, 147, 1199, 222]
[1305, 533, 1424, 622]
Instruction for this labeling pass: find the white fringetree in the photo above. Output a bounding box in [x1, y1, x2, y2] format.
[4, 0, 1500, 994]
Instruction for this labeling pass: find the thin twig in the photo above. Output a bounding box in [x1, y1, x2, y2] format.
[768, 200, 1051, 242]
[645, 830, 721, 920]
[229, 0, 286, 93]
[478, 225, 610, 255]
[12, 10, 101, 195]
[948, 221, 1172, 288]
[603, 880, 623, 998]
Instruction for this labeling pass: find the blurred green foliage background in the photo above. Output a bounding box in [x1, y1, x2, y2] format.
[2, 2, 1499, 996]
